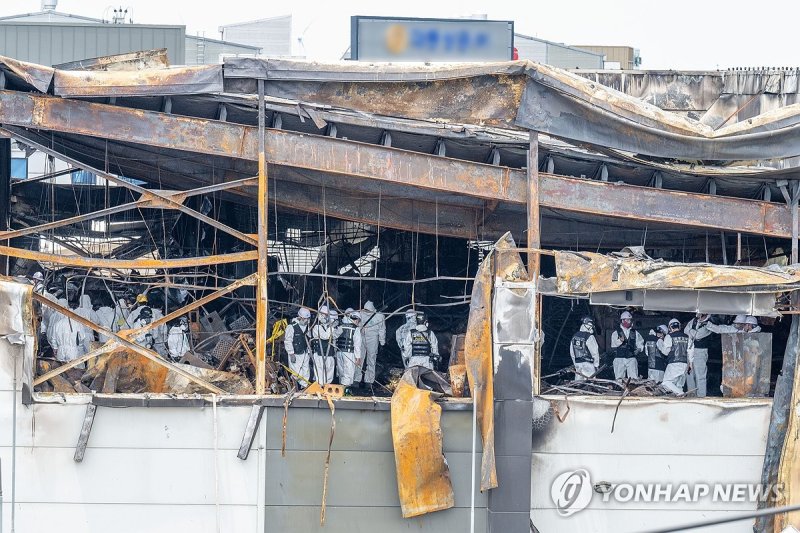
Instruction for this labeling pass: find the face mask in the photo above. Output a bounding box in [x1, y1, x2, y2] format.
[621, 320, 632, 328]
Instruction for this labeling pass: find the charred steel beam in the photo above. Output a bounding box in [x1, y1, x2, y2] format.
[0, 91, 791, 238]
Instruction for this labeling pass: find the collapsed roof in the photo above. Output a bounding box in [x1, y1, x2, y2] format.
[1, 53, 799, 253]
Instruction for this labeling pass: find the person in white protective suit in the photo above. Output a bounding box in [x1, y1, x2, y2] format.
[95, 297, 116, 342]
[131, 306, 156, 351]
[706, 314, 762, 334]
[126, 294, 150, 326]
[395, 309, 418, 367]
[402, 312, 440, 370]
[283, 307, 312, 387]
[661, 318, 693, 395]
[336, 310, 365, 390]
[47, 297, 69, 350]
[50, 306, 86, 363]
[569, 317, 599, 381]
[149, 306, 168, 357]
[684, 313, 715, 397]
[167, 317, 191, 361]
[39, 288, 59, 337]
[113, 298, 132, 332]
[309, 306, 340, 385]
[73, 294, 99, 354]
[358, 301, 386, 390]
[611, 310, 645, 379]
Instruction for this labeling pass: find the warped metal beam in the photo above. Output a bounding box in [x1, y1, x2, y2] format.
[0, 123, 256, 247]
[0, 176, 257, 240]
[33, 274, 256, 387]
[0, 245, 256, 269]
[32, 293, 226, 394]
[0, 91, 791, 238]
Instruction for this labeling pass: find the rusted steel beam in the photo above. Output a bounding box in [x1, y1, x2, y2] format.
[32, 293, 226, 394]
[0, 245, 257, 269]
[255, 79, 269, 395]
[0, 92, 791, 238]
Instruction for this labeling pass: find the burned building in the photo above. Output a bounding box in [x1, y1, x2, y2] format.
[1, 53, 800, 532]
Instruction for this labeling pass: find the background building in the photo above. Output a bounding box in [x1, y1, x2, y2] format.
[185, 34, 260, 65]
[514, 33, 604, 69]
[573, 45, 642, 69]
[219, 15, 293, 57]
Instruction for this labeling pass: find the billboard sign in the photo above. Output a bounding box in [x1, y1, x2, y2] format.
[351, 16, 514, 62]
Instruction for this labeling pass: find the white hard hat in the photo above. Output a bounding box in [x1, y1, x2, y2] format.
[745, 316, 758, 325]
[298, 308, 311, 319]
[620, 311, 633, 320]
[32, 272, 44, 280]
[344, 307, 354, 315]
[350, 311, 361, 321]
[328, 309, 339, 319]
[318, 305, 329, 315]
[404, 309, 417, 317]
[669, 318, 680, 328]
[657, 325, 669, 334]
[733, 315, 747, 324]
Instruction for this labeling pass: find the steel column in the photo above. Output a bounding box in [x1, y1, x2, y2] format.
[255, 79, 268, 395]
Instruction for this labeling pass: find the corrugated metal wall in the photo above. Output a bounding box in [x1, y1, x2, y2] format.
[184, 37, 258, 65]
[546, 43, 603, 69]
[0, 22, 186, 66]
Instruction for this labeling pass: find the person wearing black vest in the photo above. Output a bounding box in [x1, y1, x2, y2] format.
[336, 311, 365, 390]
[569, 317, 599, 380]
[684, 313, 714, 397]
[645, 328, 667, 381]
[402, 312, 440, 370]
[611, 311, 644, 380]
[283, 307, 312, 388]
[662, 318, 692, 395]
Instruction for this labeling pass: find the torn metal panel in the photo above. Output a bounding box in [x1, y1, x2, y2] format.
[0, 55, 53, 92]
[462, 235, 525, 492]
[721, 333, 772, 398]
[224, 57, 529, 82]
[554, 250, 800, 295]
[517, 67, 800, 160]
[390, 376, 454, 518]
[53, 64, 223, 97]
[53, 49, 170, 72]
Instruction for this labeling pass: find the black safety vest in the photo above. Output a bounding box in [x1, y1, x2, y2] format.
[689, 321, 715, 350]
[337, 324, 356, 352]
[570, 331, 594, 364]
[614, 327, 638, 359]
[668, 332, 689, 364]
[411, 329, 432, 358]
[290, 321, 309, 354]
[645, 334, 666, 371]
[311, 337, 334, 358]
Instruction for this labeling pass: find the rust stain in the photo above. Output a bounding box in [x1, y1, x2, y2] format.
[391, 379, 455, 518]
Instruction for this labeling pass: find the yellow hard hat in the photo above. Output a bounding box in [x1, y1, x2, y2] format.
[136, 294, 148, 304]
